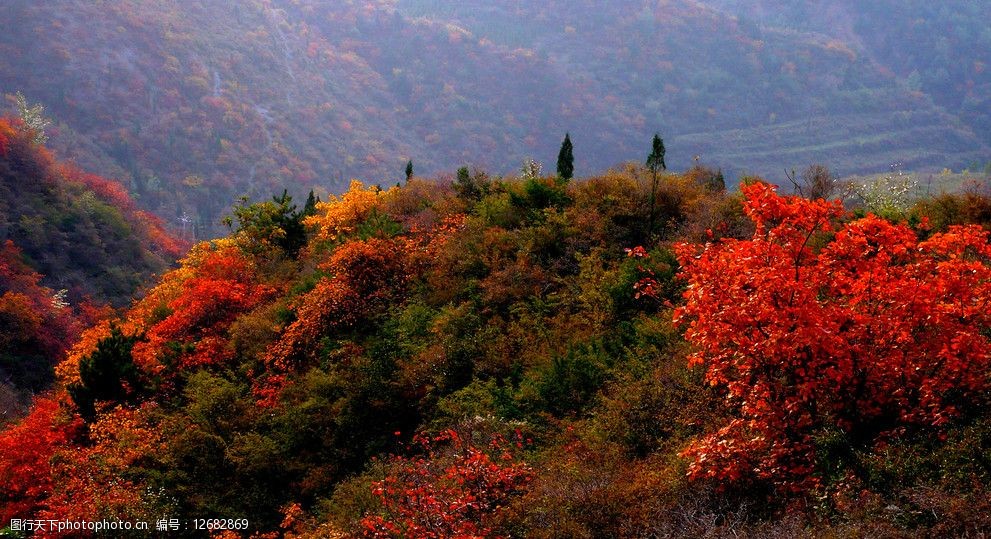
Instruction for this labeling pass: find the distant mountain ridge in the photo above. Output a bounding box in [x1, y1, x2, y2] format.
[1, 0, 987, 236]
[397, 0, 990, 174]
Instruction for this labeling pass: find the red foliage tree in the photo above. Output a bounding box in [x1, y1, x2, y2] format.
[0, 119, 13, 157]
[0, 240, 88, 360]
[0, 396, 80, 525]
[37, 404, 162, 531]
[360, 430, 533, 539]
[135, 245, 275, 374]
[673, 182, 991, 492]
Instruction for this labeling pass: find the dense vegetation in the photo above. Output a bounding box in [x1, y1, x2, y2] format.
[3, 157, 991, 537]
[2, 2, 991, 535]
[1, 0, 988, 236]
[0, 116, 182, 420]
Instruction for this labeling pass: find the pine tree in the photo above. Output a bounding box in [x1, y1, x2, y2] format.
[712, 168, 725, 191]
[557, 133, 574, 180]
[454, 166, 490, 202]
[272, 190, 307, 256]
[405, 160, 414, 182]
[68, 325, 141, 422]
[224, 191, 309, 257]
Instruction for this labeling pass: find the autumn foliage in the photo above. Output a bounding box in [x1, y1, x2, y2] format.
[266, 237, 410, 373]
[0, 240, 81, 360]
[136, 245, 275, 373]
[0, 119, 13, 157]
[306, 181, 395, 244]
[56, 164, 185, 259]
[0, 396, 80, 524]
[674, 182, 991, 492]
[0, 116, 183, 310]
[360, 430, 533, 539]
[5, 162, 991, 537]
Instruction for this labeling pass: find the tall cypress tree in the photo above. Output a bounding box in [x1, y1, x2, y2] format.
[405, 160, 414, 182]
[556, 133, 574, 181]
[646, 133, 666, 173]
[645, 133, 667, 240]
[303, 189, 319, 217]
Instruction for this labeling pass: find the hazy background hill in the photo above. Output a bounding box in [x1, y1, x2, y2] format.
[700, 0, 991, 140]
[1, 0, 988, 236]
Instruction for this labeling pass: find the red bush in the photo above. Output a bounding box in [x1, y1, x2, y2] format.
[674, 182, 991, 492]
[361, 430, 533, 539]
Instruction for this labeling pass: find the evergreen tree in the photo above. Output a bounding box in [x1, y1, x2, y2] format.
[557, 133, 574, 180]
[224, 190, 308, 257]
[68, 325, 141, 422]
[405, 160, 414, 182]
[646, 133, 666, 173]
[303, 189, 319, 217]
[271, 190, 307, 256]
[454, 166, 490, 202]
[713, 168, 726, 191]
[645, 133, 667, 240]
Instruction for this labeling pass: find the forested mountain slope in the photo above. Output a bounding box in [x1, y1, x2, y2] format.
[2, 0, 987, 236]
[699, 0, 991, 140]
[4, 165, 991, 536]
[398, 0, 990, 175]
[0, 118, 182, 305]
[0, 116, 182, 418]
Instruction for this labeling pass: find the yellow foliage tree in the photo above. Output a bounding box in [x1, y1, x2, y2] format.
[305, 180, 393, 243]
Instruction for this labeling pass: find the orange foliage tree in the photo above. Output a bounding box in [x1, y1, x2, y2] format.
[306, 180, 394, 244]
[39, 404, 163, 528]
[673, 182, 991, 492]
[56, 241, 273, 390]
[266, 238, 410, 373]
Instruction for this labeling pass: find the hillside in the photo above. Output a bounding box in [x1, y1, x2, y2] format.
[0, 0, 593, 236]
[397, 0, 990, 176]
[2, 0, 988, 237]
[699, 0, 991, 141]
[0, 117, 182, 305]
[0, 116, 183, 418]
[3, 164, 991, 536]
